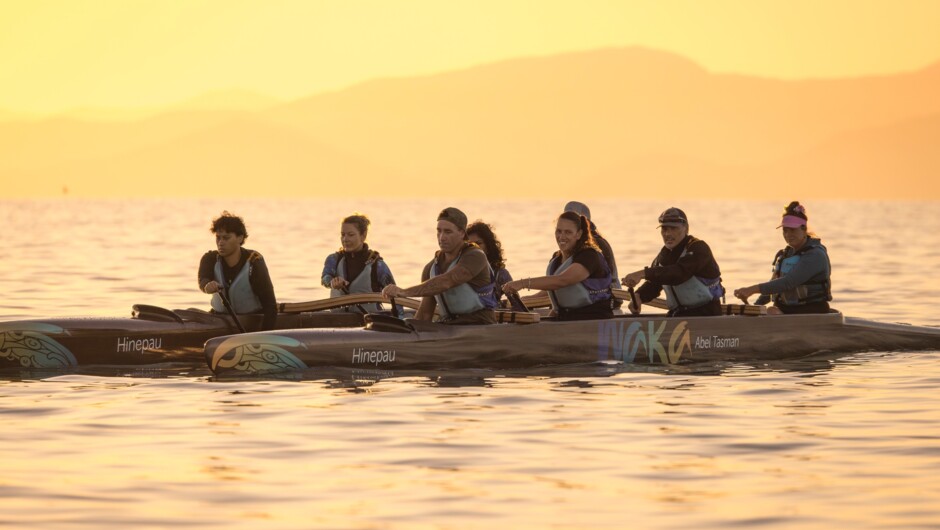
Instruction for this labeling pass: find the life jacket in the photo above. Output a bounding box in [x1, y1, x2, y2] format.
[771, 238, 832, 306]
[546, 250, 613, 311]
[430, 245, 499, 319]
[210, 252, 263, 314]
[661, 238, 724, 311]
[329, 250, 384, 313]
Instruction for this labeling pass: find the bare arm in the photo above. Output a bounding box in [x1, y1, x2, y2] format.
[502, 264, 590, 295]
[381, 264, 474, 300]
[403, 265, 474, 297]
[414, 296, 437, 321]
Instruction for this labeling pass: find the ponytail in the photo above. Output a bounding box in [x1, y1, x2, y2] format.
[557, 211, 601, 254]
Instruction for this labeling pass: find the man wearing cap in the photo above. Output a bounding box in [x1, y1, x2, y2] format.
[563, 201, 622, 305]
[733, 201, 831, 314]
[382, 207, 498, 324]
[621, 207, 724, 317]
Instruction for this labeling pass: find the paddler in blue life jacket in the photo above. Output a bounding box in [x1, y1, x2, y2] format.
[381, 207, 498, 325]
[466, 221, 527, 312]
[733, 201, 832, 314]
[564, 201, 623, 306]
[501, 211, 614, 321]
[622, 207, 724, 317]
[321, 213, 396, 313]
[198, 211, 277, 330]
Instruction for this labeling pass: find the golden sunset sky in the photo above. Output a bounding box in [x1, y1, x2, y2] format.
[3, 0, 940, 115]
[3, 0, 939, 199]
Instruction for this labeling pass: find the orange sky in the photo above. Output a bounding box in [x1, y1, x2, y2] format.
[2, 0, 940, 115]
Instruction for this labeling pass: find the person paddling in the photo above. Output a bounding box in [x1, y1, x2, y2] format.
[564, 201, 623, 303]
[466, 221, 526, 312]
[502, 211, 614, 321]
[321, 213, 396, 313]
[382, 207, 498, 325]
[198, 211, 277, 330]
[733, 201, 832, 314]
[622, 207, 724, 317]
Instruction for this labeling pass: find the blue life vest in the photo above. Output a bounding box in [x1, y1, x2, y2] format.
[546, 251, 612, 311]
[771, 239, 832, 306]
[211, 255, 263, 314]
[430, 246, 498, 319]
[329, 251, 384, 313]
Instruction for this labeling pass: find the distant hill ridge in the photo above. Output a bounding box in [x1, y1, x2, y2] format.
[3, 47, 938, 198]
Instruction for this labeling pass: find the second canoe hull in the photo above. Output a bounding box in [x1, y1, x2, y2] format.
[204, 312, 940, 375]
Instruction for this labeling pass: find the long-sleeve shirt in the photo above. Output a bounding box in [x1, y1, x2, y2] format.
[636, 235, 721, 304]
[198, 248, 278, 330]
[320, 244, 395, 292]
[755, 239, 830, 305]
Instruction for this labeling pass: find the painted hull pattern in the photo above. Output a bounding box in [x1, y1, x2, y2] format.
[204, 313, 940, 375]
[0, 309, 364, 369]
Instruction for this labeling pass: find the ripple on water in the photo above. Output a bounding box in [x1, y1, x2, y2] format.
[2, 200, 940, 529]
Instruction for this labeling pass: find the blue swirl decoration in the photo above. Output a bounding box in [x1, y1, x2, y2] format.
[0, 324, 77, 368]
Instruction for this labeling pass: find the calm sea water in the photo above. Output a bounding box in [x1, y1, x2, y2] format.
[1, 198, 939, 529]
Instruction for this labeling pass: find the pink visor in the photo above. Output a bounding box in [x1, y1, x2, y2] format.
[777, 215, 806, 228]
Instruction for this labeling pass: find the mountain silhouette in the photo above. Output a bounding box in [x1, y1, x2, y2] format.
[5, 47, 939, 198]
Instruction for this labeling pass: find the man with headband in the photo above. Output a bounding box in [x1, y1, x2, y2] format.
[382, 207, 498, 324]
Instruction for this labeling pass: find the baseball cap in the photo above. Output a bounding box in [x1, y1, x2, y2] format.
[437, 207, 468, 231]
[563, 201, 591, 221]
[657, 207, 688, 228]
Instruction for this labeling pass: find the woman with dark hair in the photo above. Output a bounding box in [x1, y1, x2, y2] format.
[466, 221, 526, 312]
[734, 201, 832, 314]
[321, 213, 396, 313]
[197, 211, 277, 330]
[564, 201, 623, 301]
[501, 212, 613, 321]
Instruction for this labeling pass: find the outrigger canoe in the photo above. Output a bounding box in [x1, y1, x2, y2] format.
[204, 311, 940, 376]
[0, 295, 433, 369]
[0, 295, 526, 370]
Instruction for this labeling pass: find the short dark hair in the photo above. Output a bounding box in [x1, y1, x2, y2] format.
[467, 221, 506, 270]
[342, 213, 371, 239]
[210, 211, 248, 241]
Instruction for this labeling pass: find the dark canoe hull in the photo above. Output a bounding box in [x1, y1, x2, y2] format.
[204, 312, 940, 375]
[0, 308, 364, 369]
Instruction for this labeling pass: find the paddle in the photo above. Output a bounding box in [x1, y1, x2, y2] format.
[627, 286, 640, 315]
[340, 285, 370, 315]
[508, 292, 530, 313]
[389, 297, 403, 319]
[520, 289, 764, 315]
[279, 294, 423, 313]
[217, 286, 247, 333]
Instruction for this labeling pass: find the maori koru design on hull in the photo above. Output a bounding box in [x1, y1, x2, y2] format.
[597, 319, 693, 364]
[0, 324, 77, 368]
[209, 334, 308, 374]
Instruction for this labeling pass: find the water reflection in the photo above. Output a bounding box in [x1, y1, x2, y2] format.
[0, 350, 873, 387]
[200, 352, 863, 389]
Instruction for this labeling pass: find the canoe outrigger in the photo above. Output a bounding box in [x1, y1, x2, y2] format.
[0, 306, 368, 369]
[5, 294, 939, 374]
[0, 295, 430, 369]
[204, 308, 940, 376]
[0, 295, 520, 370]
